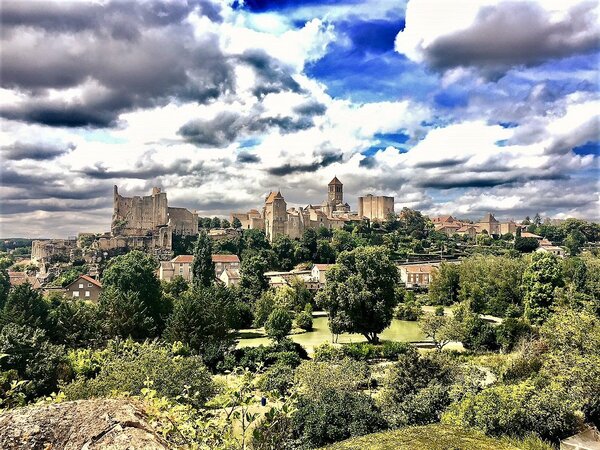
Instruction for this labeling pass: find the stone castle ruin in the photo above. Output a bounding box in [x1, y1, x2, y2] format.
[32, 186, 198, 268]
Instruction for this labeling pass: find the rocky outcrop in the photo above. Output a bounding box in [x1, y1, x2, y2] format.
[0, 398, 169, 450]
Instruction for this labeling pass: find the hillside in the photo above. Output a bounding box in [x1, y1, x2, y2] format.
[322, 424, 521, 450]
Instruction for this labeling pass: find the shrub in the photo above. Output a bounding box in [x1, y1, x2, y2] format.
[295, 310, 313, 331]
[313, 342, 344, 362]
[381, 349, 454, 428]
[258, 363, 294, 396]
[291, 388, 386, 448]
[381, 341, 412, 360]
[61, 341, 214, 407]
[395, 302, 422, 321]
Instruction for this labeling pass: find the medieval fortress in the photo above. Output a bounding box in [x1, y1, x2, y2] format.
[232, 177, 395, 241]
[31, 179, 395, 266]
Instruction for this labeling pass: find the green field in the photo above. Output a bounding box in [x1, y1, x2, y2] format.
[237, 315, 427, 353]
[321, 424, 522, 450]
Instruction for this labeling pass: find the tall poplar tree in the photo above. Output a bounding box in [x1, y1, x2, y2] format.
[192, 230, 215, 287]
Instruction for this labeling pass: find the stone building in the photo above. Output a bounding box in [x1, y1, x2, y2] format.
[99, 186, 199, 259]
[358, 194, 395, 222]
[476, 212, 501, 235]
[231, 177, 395, 242]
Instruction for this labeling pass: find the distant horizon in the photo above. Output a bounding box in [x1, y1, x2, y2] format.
[1, 0, 598, 237]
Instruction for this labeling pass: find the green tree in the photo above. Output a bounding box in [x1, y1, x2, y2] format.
[298, 228, 318, 262]
[564, 229, 586, 256]
[99, 288, 158, 339]
[265, 308, 292, 342]
[381, 349, 454, 427]
[0, 267, 11, 309]
[523, 252, 562, 324]
[211, 216, 222, 228]
[0, 323, 67, 399]
[420, 314, 463, 351]
[165, 285, 236, 369]
[271, 235, 297, 271]
[331, 229, 356, 254]
[232, 217, 242, 229]
[221, 218, 231, 228]
[101, 251, 165, 332]
[317, 246, 399, 343]
[239, 254, 269, 302]
[428, 262, 460, 306]
[1, 282, 48, 330]
[316, 239, 336, 263]
[514, 237, 540, 253]
[192, 230, 215, 288]
[48, 299, 101, 347]
[252, 290, 276, 327]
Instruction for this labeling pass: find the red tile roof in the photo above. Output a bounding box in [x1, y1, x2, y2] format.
[212, 254, 240, 263]
[172, 255, 194, 263]
[67, 274, 102, 289]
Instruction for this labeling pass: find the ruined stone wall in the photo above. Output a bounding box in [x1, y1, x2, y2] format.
[31, 239, 77, 263]
[168, 207, 198, 235]
[112, 186, 168, 236]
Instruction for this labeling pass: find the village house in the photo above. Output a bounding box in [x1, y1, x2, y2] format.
[8, 271, 41, 289]
[311, 264, 333, 285]
[64, 275, 102, 302]
[159, 254, 240, 282]
[264, 269, 320, 291]
[219, 268, 241, 287]
[398, 264, 437, 289]
[212, 254, 240, 277]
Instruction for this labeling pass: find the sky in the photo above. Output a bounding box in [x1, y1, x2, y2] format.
[0, 0, 599, 238]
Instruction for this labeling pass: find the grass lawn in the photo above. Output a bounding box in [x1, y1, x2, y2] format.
[237, 315, 428, 354]
[321, 424, 521, 450]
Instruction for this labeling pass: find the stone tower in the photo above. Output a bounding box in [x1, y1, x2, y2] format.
[328, 176, 343, 204]
[264, 191, 287, 241]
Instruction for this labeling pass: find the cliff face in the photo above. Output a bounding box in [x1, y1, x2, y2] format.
[0, 399, 168, 450]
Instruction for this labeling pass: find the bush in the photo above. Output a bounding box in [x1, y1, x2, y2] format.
[223, 338, 307, 372]
[61, 341, 214, 407]
[313, 342, 344, 362]
[381, 350, 454, 428]
[381, 341, 413, 360]
[395, 302, 422, 321]
[291, 388, 386, 448]
[295, 310, 313, 331]
[258, 363, 294, 396]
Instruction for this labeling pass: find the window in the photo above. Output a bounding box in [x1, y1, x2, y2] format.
[72, 291, 80, 297]
[85, 291, 90, 297]
[79, 283, 84, 289]
[88, 283, 92, 287]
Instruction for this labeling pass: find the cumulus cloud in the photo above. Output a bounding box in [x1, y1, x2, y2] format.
[396, 0, 600, 75]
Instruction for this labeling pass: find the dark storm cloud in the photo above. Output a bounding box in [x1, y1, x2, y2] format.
[293, 101, 327, 116]
[178, 110, 316, 147]
[2, 141, 75, 161]
[417, 171, 568, 190]
[415, 158, 468, 168]
[422, 1, 599, 75]
[237, 152, 261, 164]
[359, 156, 376, 168]
[240, 50, 304, 98]
[267, 152, 343, 176]
[0, 1, 300, 128]
[80, 159, 204, 180]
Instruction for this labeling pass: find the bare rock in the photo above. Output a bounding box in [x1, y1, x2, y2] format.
[0, 398, 169, 450]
